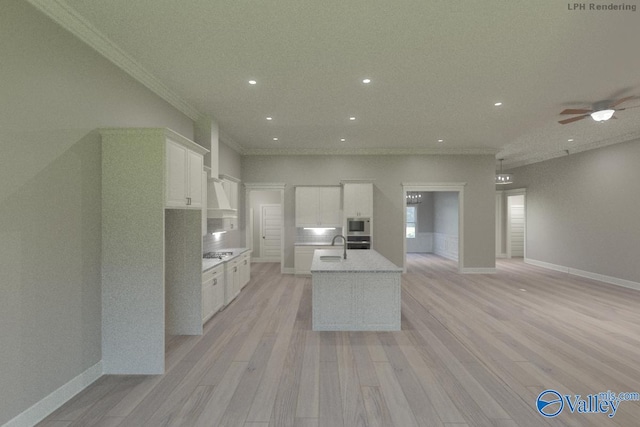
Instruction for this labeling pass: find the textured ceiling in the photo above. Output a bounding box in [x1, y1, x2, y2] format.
[35, 1, 640, 166]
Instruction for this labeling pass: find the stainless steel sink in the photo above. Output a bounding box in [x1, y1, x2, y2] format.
[320, 255, 342, 262]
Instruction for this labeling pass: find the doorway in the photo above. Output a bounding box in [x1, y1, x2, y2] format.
[402, 183, 465, 273]
[244, 183, 286, 273]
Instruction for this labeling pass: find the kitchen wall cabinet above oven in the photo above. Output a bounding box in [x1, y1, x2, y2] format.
[342, 182, 373, 218]
[295, 186, 342, 227]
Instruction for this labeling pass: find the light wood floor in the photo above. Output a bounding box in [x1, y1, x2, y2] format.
[39, 254, 640, 427]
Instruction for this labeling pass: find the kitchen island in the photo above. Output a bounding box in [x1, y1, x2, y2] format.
[311, 249, 403, 331]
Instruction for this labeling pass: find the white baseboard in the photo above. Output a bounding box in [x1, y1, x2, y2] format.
[460, 267, 497, 274]
[282, 267, 295, 275]
[4, 361, 103, 427]
[252, 257, 281, 263]
[525, 258, 640, 292]
[496, 253, 508, 259]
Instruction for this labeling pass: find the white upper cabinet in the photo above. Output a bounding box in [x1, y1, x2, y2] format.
[295, 186, 342, 227]
[166, 137, 206, 209]
[343, 183, 373, 218]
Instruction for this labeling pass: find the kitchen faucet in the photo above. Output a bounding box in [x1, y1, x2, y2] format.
[331, 235, 347, 259]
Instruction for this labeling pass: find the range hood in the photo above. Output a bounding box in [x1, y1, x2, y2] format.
[207, 179, 237, 218]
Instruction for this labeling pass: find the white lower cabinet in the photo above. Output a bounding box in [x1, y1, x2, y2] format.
[294, 245, 337, 275]
[202, 264, 225, 324]
[225, 258, 240, 305]
[239, 251, 251, 289]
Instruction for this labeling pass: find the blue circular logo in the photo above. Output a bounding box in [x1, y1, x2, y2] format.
[537, 390, 564, 417]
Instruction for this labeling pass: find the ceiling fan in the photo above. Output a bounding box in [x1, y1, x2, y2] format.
[558, 96, 638, 124]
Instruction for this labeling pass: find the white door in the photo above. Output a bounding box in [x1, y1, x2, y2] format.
[260, 204, 282, 261]
[507, 195, 525, 258]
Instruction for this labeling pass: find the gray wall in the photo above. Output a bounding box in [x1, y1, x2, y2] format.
[434, 192, 459, 236]
[415, 192, 434, 232]
[507, 138, 640, 283]
[242, 154, 496, 269]
[0, 1, 193, 423]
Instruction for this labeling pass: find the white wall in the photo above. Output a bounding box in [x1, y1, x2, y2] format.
[507, 138, 640, 284]
[0, 1, 194, 424]
[242, 154, 496, 270]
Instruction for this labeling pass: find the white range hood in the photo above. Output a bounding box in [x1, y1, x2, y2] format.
[207, 179, 237, 218]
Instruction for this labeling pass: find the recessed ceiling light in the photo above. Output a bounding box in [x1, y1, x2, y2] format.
[248, 80, 257, 85]
[266, 117, 272, 121]
[273, 137, 278, 141]
[568, 138, 574, 142]
[349, 117, 356, 121]
[437, 139, 444, 143]
[340, 138, 346, 142]
[362, 78, 371, 84]
[494, 102, 503, 106]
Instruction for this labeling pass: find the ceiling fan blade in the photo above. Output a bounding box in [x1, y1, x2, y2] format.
[560, 108, 592, 115]
[609, 95, 637, 108]
[558, 114, 589, 124]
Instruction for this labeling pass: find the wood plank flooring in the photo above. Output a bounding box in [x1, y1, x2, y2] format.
[39, 255, 640, 426]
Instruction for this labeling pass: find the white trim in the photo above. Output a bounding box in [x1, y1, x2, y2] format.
[219, 131, 245, 154]
[282, 267, 295, 275]
[401, 183, 466, 273]
[460, 268, 497, 274]
[496, 253, 509, 259]
[252, 257, 281, 263]
[525, 258, 640, 292]
[25, 0, 201, 121]
[3, 361, 103, 427]
[244, 147, 497, 156]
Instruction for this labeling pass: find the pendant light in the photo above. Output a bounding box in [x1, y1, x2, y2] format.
[495, 159, 513, 185]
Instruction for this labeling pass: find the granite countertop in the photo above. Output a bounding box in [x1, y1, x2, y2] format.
[310, 249, 402, 273]
[294, 242, 344, 246]
[202, 247, 251, 272]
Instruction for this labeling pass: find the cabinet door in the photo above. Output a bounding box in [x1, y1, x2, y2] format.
[240, 253, 250, 288]
[212, 274, 224, 312]
[202, 278, 214, 322]
[166, 140, 188, 207]
[295, 187, 320, 227]
[318, 187, 342, 226]
[187, 151, 203, 207]
[343, 183, 373, 217]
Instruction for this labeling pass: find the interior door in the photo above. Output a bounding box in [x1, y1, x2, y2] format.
[260, 204, 282, 261]
[507, 194, 525, 258]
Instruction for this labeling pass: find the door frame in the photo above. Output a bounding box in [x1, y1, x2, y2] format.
[259, 203, 283, 262]
[401, 182, 466, 273]
[244, 183, 286, 274]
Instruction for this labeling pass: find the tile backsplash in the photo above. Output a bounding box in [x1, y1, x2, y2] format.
[296, 227, 343, 244]
[203, 229, 243, 253]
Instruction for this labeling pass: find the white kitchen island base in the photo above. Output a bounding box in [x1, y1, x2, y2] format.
[311, 249, 402, 331]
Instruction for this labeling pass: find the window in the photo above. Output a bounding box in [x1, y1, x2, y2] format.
[406, 206, 416, 239]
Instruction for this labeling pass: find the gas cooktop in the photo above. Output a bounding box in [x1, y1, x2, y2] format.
[203, 251, 234, 259]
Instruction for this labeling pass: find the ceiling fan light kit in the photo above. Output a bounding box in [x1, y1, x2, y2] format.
[590, 109, 615, 122]
[558, 95, 637, 125]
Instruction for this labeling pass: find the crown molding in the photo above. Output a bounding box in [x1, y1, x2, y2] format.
[241, 146, 497, 156]
[502, 130, 640, 169]
[26, 0, 202, 121]
[218, 131, 245, 154]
